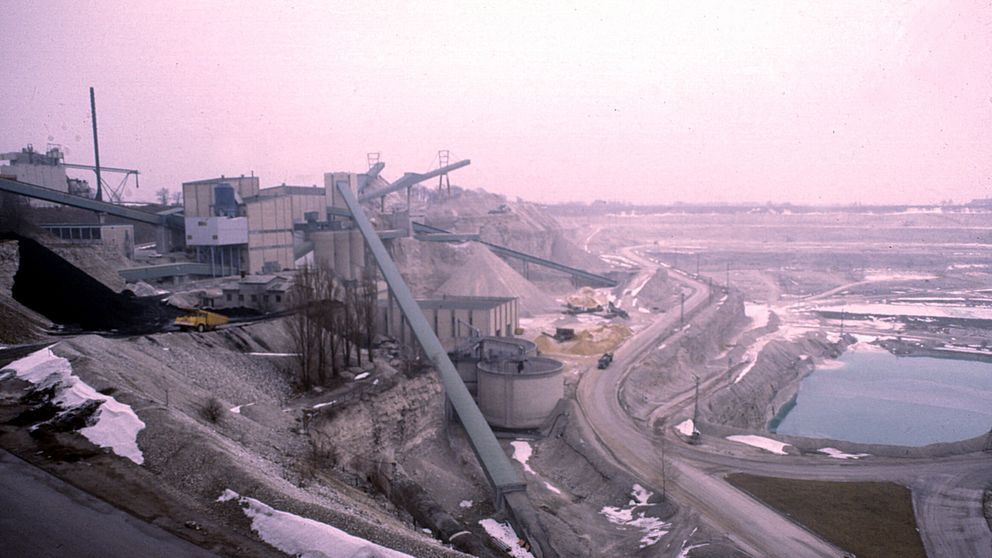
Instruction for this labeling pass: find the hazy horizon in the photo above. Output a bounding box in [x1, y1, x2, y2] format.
[2, 1, 990, 206]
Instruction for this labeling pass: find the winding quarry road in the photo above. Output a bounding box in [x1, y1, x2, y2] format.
[576, 245, 992, 557]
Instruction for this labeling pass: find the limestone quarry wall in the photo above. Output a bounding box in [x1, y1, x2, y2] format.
[309, 372, 444, 468]
[701, 333, 850, 430]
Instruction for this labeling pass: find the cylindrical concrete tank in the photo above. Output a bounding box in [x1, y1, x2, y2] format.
[333, 230, 351, 278]
[311, 231, 336, 269]
[478, 337, 537, 360]
[350, 228, 365, 274]
[477, 356, 563, 429]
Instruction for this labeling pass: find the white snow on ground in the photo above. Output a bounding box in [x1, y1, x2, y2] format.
[675, 419, 695, 437]
[219, 490, 413, 557]
[479, 519, 534, 558]
[733, 333, 776, 384]
[815, 303, 992, 321]
[744, 302, 771, 329]
[229, 402, 254, 414]
[819, 447, 870, 460]
[863, 270, 938, 282]
[3, 346, 145, 465]
[678, 542, 708, 558]
[312, 400, 336, 410]
[543, 481, 562, 494]
[638, 307, 652, 314]
[354, 372, 370, 381]
[510, 441, 536, 475]
[600, 484, 671, 548]
[459, 500, 473, 509]
[629, 273, 652, 298]
[247, 352, 299, 357]
[726, 435, 790, 455]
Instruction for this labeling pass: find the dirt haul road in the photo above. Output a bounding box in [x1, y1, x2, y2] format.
[579, 245, 992, 558]
[576, 246, 842, 558]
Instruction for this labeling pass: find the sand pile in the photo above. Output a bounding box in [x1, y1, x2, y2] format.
[434, 243, 557, 316]
[632, 269, 676, 309]
[534, 323, 632, 356]
[566, 287, 610, 309]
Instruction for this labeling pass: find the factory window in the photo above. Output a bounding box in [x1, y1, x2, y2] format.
[198, 220, 207, 226]
[212, 235, 218, 240]
[226, 293, 232, 301]
[263, 295, 269, 303]
[251, 294, 257, 302]
[275, 295, 282, 303]
[238, 294, 244, 302]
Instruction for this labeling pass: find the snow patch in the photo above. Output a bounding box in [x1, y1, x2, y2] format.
[312, 400, 337, 410]
[675, 419, 695, 437]
[744, 302, 771, 329]
[479, 518, 534, 558]
[3, 347, 145, 465]
[229, 402, 254, 414]
[459, 500, 473, 509]
[726, 435, 790, 455]
[510, 440, 536, 475]
[219, 489, 413, 557]
[543, 481, 562, 494]
[247, 352, 299, 357]
[600, 484, 671, 548]
[818, 447, 870, 460]
[354, 372, 370, 381]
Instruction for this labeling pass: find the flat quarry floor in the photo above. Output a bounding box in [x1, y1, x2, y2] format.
[726, 474, 926, 558]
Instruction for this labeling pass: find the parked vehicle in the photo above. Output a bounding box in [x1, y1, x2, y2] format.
[175, 309, 229, 332]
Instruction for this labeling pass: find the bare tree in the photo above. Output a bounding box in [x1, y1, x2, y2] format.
[170, 190, 183, 206]
[155, 187, 170, 205]
[289, 264, 339, 389]
[359, 267, 379, 363]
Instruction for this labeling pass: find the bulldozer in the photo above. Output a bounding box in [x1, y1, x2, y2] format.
[174, 309, 229, 332]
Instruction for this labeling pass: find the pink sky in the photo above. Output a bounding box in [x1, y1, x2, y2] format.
[2, 1, 990, 205]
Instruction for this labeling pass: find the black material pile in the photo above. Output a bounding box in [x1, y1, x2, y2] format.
[4, 233, 181, 333]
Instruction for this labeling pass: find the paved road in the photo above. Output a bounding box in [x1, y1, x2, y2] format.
[576, 245, 992, 557]
[0, 450, 217, 558]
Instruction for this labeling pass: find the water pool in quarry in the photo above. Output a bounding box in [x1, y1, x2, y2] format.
[769, 347, 992, 447]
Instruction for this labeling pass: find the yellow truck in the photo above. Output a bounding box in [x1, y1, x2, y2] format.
[174, 309, 229, 332]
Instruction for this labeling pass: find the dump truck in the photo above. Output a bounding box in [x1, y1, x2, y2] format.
[597, 352, 614, 369]
[175, 309, 229, 332]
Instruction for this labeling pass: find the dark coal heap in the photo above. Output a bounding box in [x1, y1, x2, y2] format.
[4, 233, 181, 333]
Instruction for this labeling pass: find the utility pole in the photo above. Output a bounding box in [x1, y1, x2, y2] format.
[90, 87, 103, 202]
[692, 374, 700, 426]
[725, 262, 730, 292]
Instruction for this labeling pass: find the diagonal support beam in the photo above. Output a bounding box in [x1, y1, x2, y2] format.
[336, 181, 525, 507]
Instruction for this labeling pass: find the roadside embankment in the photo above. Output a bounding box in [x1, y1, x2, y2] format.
[621, 291, 747, 422]
[701, 332, 851, 430]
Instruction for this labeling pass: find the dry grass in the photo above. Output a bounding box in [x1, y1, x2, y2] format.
[726, 474, 926, 558]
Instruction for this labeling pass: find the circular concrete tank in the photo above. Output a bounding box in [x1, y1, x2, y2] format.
[477, 356, 563, 429]
[449, 336, 539, 395]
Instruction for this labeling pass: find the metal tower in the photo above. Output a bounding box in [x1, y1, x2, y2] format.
[367, 152, 381, 170]
[437, 149, 452, 196]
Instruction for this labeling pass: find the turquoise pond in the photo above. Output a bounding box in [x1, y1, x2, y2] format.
[769, 349, 992, 447]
